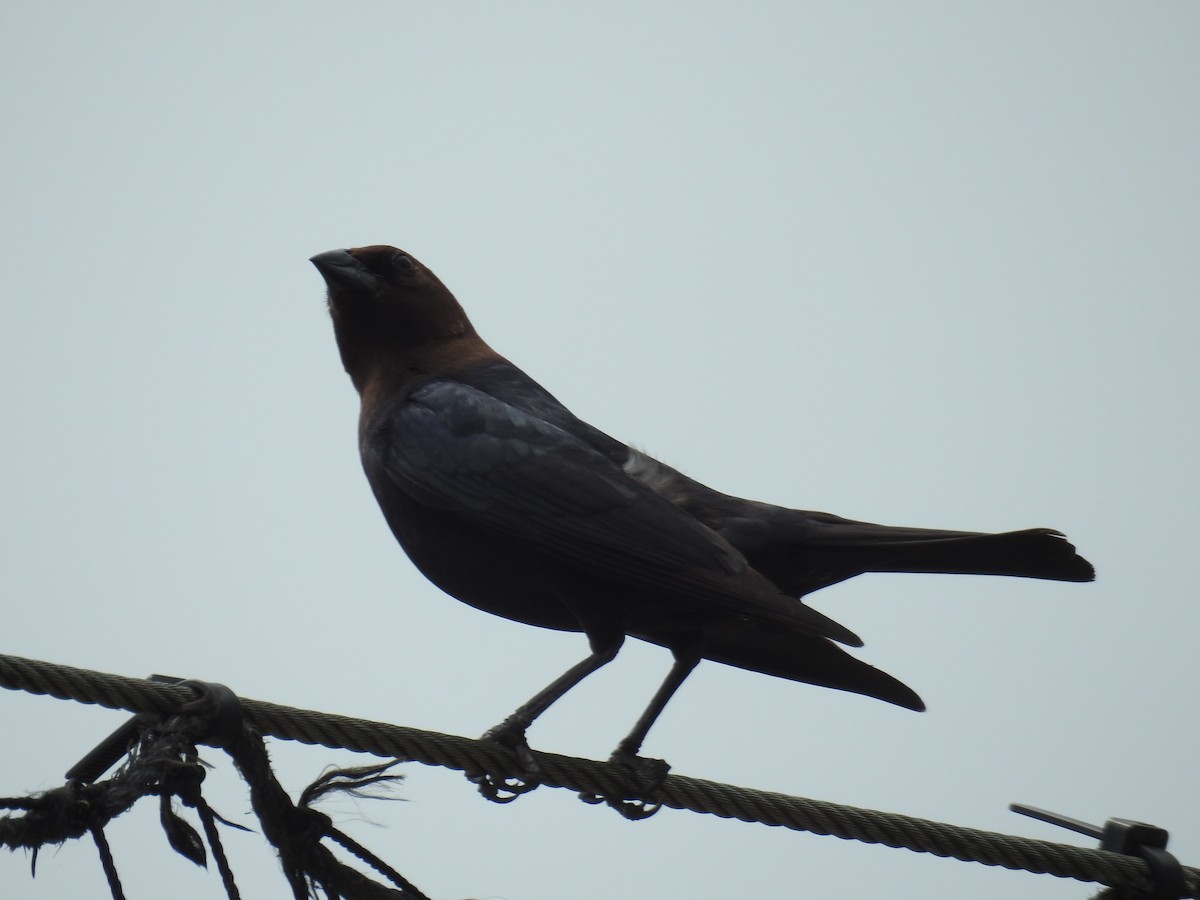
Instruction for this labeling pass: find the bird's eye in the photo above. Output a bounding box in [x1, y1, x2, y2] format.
[391, 252, 415, 273]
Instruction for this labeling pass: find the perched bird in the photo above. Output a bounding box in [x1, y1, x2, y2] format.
[311, 245, 1093, 799]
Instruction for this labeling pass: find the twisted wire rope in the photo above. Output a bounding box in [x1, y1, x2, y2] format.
[2, 651, 1194, 897]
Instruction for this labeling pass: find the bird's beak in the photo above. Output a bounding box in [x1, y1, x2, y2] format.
[310, 249, 378, 292]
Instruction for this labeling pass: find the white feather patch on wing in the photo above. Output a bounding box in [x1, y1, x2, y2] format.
[622, 448, 695, 506]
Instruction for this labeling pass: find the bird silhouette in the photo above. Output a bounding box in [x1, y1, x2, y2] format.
[312, 245, 1093, 807]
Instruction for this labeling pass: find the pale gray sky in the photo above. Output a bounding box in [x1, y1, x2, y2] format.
[2, 4, 1197, 898]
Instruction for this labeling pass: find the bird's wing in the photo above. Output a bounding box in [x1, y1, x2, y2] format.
[367, 379, 743, 575]
[363, 379, 851, 641]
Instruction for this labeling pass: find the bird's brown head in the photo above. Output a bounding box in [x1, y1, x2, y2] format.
[311, 245, 491, 394]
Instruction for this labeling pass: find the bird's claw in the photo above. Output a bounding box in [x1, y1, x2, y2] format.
[468, 723, 542, 802]
[610, 748, 671, 792]
[578, 790, 664, 820]
[576, 749, 670, 820]
[469, 769, 540, 803]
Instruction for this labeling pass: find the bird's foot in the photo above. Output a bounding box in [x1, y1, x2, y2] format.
[468, 721, 542, 803]
[577, 748, 670, 820]
[610, 747, 671, 792]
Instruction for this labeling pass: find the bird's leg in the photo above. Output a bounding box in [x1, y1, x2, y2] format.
[611, 645, 700, 779]
[580, 642, 701, 819]
[471, 633, 622, 802]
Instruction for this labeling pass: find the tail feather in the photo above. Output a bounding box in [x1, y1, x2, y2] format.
[827, 526, 1095, 581]
[749, 519, 1094, 596]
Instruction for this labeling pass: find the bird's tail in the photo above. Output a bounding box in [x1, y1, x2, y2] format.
[754, 519, 1095, 595]
[820, 525, 1094, 581]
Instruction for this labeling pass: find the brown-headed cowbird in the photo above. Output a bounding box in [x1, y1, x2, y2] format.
[311, 245, 1093, 798]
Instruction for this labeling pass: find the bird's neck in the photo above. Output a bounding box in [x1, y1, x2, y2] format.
[355, 333, 501, 415]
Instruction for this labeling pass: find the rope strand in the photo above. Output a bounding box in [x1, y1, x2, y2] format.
[2, 650, 1194, 897]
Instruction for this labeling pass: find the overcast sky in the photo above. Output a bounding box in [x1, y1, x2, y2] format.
[2, 4, 1197, 899]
